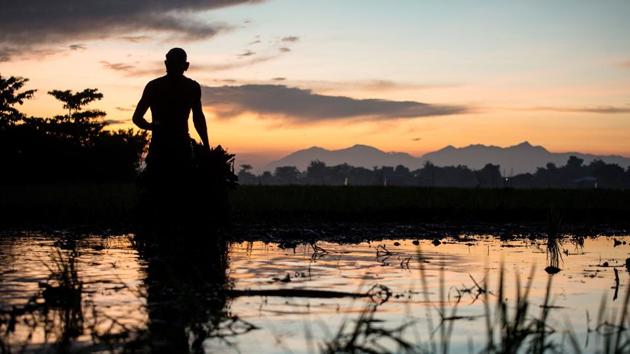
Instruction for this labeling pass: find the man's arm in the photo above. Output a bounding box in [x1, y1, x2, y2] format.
[132, 85, 152, 130]
[192, 84, 210, 148]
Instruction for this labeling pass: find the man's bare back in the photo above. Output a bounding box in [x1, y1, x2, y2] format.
[132, 48, 209, 174]
[143, 75, 200, 140]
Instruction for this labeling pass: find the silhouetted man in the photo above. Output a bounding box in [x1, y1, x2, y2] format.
[133, 48, 209, 180]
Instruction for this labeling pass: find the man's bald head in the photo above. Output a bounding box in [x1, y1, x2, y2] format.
[165, 48, 189, 76]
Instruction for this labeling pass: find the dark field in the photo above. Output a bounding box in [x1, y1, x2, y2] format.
[2, 184, 630, 353]
[1, 184, 629, 229]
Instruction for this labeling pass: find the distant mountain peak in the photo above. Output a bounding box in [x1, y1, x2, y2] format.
[350, 143, 376, 149]
[267, 143, 419, 171]
[510, 141, 548, 152]
[303, 146, 326, 152]
[266, 142, 630, 174]
[346, 144, 383, 152]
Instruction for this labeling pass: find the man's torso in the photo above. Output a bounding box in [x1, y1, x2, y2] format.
[146, 75, 199, 141]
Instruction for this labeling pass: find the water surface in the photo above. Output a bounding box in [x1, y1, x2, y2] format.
[1, 232, 628, 353]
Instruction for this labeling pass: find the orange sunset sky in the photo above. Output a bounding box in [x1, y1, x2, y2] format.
[1, 0, 629, 167]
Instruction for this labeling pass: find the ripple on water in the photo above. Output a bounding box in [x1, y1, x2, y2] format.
[0, 233, 629, 353]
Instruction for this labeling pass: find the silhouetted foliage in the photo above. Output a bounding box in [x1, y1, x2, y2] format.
[193, 143, 238, 189]
[46, 88, 107, 145]
[48, 89, 103, 114]
[237, 164, 257, 185]
[0, 75, 36, 127]
[136, 140, 238, 231]
[274, 166, 300, 184]
[510, 157, 629, 189]
[240, 157, 630, 189]
[0, 75, 148, 183]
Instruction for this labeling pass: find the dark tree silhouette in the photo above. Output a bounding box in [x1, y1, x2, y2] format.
[0, 75, 36, 126]
[47, 89, 107, 145]
[274, 166, 300, 184]
[48, 89, 103, 116]
[240, 156, 630, 189]
[237, 164, 257, 184]
[476, 163, 502, 188]
[306, 160, 328, 184]
[0, 75, 148, 183]
[566, 156, 584, 169]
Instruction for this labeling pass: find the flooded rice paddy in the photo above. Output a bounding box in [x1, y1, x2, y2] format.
[1, 231, 629, 353]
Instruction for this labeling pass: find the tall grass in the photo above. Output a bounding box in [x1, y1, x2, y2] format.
[320, 246, 630, 354]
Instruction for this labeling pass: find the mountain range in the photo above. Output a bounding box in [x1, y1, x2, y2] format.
[265, 142, 630, 175]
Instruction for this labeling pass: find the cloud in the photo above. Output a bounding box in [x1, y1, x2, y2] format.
[206, 77, 450, 92]
[201, 84, 467, 122]
[100, 61, 136, 73]
[238, 50, 256, 58]
[140, 15, 234, 41]
[268, 79, 460, 94]
[0, 47, 15, 62]
[248, 38, 261, 45]
[104, 118, 127, 125]
[68, 44, 87, 51]
[119, 35, 151, 43]
[0, 45, 62, 62]
[100, 61, 162, 77]
[101, 32, 298, 76]
[0, 1, 264, 60]
[99, 60, 164, 77]
[102, 49, 290, 77]
[317, 80, 458, 92]
[619, 60, 630, 69]
[350, 80, 454, 91]
[522, 106, 630, 114]
[281, 36, 300, 43]
[194, 54, 284, 72]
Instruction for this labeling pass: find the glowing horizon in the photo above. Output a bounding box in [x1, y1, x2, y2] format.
[2, 0, 629, 162]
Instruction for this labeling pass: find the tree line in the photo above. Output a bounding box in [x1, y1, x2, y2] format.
[238, 156, 630, 189]
[1, 75, 148, 183]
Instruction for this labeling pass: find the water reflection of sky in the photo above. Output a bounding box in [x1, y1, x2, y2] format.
[1, 233, 628, 353]
[225, 237, 630, 353]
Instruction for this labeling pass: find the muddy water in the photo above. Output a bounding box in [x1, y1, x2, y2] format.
[0, 233, 629, 353]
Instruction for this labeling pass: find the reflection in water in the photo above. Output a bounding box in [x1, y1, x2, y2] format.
[1, 233, 630, 353]
[544, 213, 563, 275]
[545, 234, 563, 274]
[42, 249, 84, 352]
[0, 232, 256, 353]
[1, 248, 85, 353]
[0, 235, 148, 352]
[225, 237, 630, 353]
[134, 233, 234, 353]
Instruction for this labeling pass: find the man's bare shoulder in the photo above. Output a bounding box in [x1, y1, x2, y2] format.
[146, 76, 168, 87]
[184, 76, 201, 90]
[142, 76, 167, 94]
[145, 76, 199, 93]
